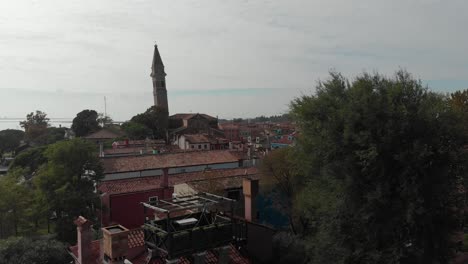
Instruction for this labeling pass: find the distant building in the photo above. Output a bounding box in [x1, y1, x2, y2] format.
[174, 134, 229, 151]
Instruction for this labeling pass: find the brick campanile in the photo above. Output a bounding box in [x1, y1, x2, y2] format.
[150, 44, 169, 112]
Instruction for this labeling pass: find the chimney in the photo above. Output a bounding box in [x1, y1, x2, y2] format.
[102, 225, 130, 264]
[160, 168, 169, 188]
[74, 216, 93, 264]
[242, 178, 259, 222]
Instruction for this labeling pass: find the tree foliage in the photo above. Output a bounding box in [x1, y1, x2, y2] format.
[0, 130, 24, 155]
[9, 146, 47, 174]
[290, 71, 467, 263]
[122, 121, 152, 140]
[72, 109, 100, 137]
[130, 106, 168, 139]
[261, 148, 304, 234]
[97, 113, 113, 128]
[0, 169, 31, 238]
[0, 236, 71, 264]
[20, 111, 49, 141]
[34, 139, 103, 243]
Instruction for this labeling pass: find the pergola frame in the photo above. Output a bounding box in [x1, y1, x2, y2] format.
[141, 192, 242, 259]
[142, 192, 234, 214]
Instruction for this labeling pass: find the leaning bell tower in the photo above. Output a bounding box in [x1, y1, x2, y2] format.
[150, 44, 169, 113]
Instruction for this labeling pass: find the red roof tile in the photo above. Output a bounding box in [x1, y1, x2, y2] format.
[128, 229, 145, 248]
[170, 113, 217, 121]
[98, 176, 163, 195]
[183, 134, 211, 144]
[169, 167, 258, 186]
[98, 167, 258, 195]
[103, 145, 180, 155]
[101, 150, 240, 174]
[69, 240, 102, 264]
[71, 238, 249, 264]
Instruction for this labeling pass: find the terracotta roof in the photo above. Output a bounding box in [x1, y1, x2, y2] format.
[98, 167, 258, 195]
[219, 123, 239, 130]
[184, 134, 210, 144]
[71, 234, 250, 264]
[169, 167, 258, 186]
[128, 229, 145, 248]
[85, 129, 121, 140]
[139, 244, 250, 264]
[113, 139, 166, 146]
[170, 113, 217, 121]
[188, 175, 258, 193]
[99, 176, 163, 195]
[103, 145, 180, 156]
[69, 240, 102, 264]
[101, 150, 240, 174]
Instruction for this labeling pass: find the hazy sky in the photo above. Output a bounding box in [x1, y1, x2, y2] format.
[1, 0, 468, 130]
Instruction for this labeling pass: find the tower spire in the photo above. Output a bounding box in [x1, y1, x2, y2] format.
[151, 44, 165, 77]
[151, 44, 169, 113]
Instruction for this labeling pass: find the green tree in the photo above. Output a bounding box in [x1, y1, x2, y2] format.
[131, 106, 168, 139]
[19, 111, 49, 141]
[97, 113, 113, 128]
[261, 148, 304, 234]
[72, 109, 100, 137]
[291, 71, 467, 263]
[122, 121, 152, 140]
[0, 129, 24, 155]
[33, 127, 66, 146]
[0, 169, 32, 238]
[34, 139, 103, 243]
[9, 146, 47, 174]
[0, 236, 72, 264]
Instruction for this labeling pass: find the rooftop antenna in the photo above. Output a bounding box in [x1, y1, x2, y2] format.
[104, 96, 107, 118]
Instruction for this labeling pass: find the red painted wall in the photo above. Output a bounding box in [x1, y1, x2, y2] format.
[108, 188, 173, 229]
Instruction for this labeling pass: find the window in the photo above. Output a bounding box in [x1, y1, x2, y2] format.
[191, 145, 194, 149]
[227, 189, 241, 200]
[198, 145, 201, 149]
[204, 144, 207, 149]
[161, 80, 165, 87]
[148, 196, 159, 205]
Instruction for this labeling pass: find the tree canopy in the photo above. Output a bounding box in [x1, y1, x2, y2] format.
[0, 129, 24, 155]
[34, 138, 103, 242]
[289, 71, 467, 263]
[0, 169, 31, 238]
[19, 111, 49, 141]
[9, 146, 47, 174]
[122, 121, 152, 140]
[0, 236, 71, 264]
[72, 109, 100, 137]
[130, 106, 168, 139]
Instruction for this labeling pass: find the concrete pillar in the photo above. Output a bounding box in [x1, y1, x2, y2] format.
[242, 178, 259, 222]
[74, 216, 92, 264]
[161, 168, 169, 188]
[217, 246, 231, 264]
[193, 251, 206, 264]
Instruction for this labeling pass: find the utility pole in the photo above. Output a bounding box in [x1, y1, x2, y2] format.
[104, 96, 107, 118]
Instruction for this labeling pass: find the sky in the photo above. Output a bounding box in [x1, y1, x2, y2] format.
[1, 0, 468, 130]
